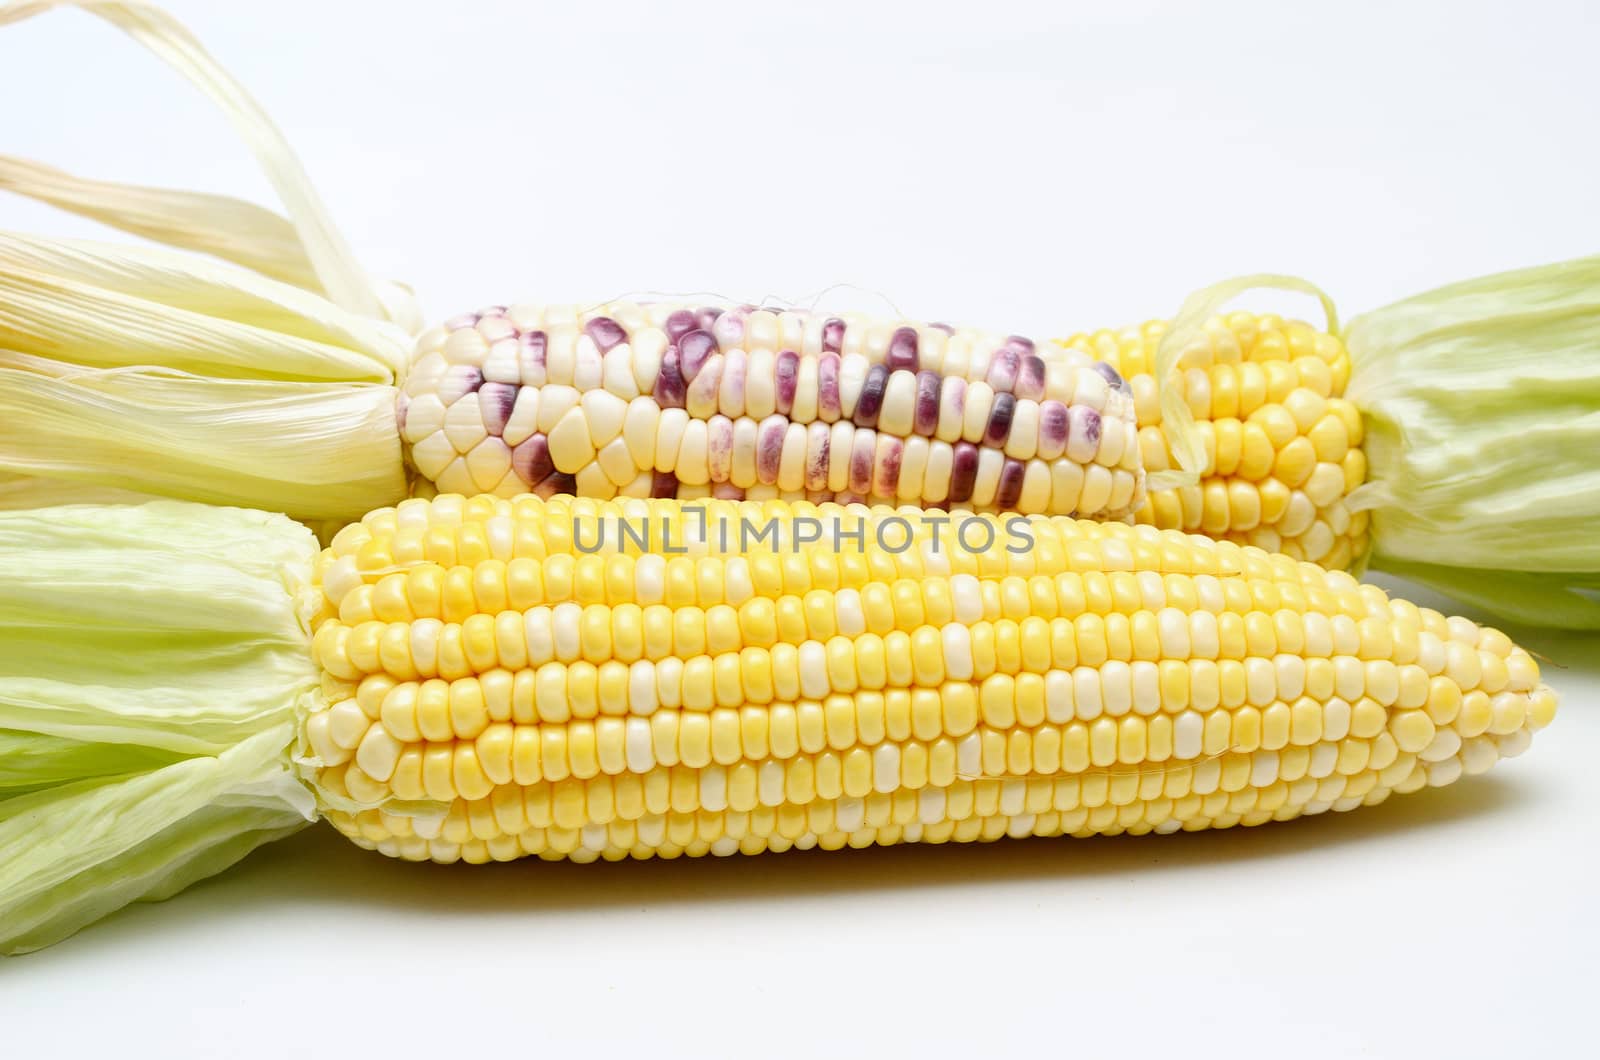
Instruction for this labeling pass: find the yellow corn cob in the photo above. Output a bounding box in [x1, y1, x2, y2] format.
[399, 303, 1145, 518]
[301, 494, 1551, 864]
[1063, 313, 1369, 569]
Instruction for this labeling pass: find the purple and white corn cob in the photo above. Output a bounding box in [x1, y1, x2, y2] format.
[398, 302, 1143, 517]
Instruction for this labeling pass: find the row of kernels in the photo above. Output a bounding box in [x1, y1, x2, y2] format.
[318, 672, 1434, 794]
[323, 547, 1367, 634]
[330, 742, 1415, 847]
[316, 599, 1447, 693]
[325, 761, 1415, 863]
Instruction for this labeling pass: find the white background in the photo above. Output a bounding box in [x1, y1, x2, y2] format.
[2, 1, 1597, 1056]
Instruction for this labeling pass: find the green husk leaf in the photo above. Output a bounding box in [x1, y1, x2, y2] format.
[0, 501, 320, 955]
[1370, 559, 1600, 631]
[1346, 254, 1600, 626]
[0, 729, 185, 797]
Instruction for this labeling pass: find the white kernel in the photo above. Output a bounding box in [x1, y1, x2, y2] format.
[1100, 660, 1132, 716]
[628, 660, 657, 715]
[1045, 671, 1075, 723]
[1072, 668, 1103, 719]
[957, 733, 982, 779]
[1131, 661, 1161, 715]
[552, 602, 582, 661]
[835, 589, 866, 637]
[1158, 608, 1191, 657]
[873, 744, 902, 793]
[411, 617, 443, 675]
[942, 624, 974, 681]
[950, 574, 984, 624]
[1419, 728, 1463, 763]
[633, 554, 665, 604]
[1188, 611, 1220, 658]
[1173, 711, 1204, 759]
[758, 761, 786, 806]
[1250, 750, 1280, 787]
[999, 778, 1026, 816]
[699, 766, 728, 811]
[655, 657, 683, 708]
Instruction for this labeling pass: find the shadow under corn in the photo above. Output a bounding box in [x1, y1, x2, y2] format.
[101, 771, 1539, 929]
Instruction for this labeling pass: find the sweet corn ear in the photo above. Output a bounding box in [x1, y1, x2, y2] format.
[399, 303, 1145, 519]
[306, 493, 1550, 864]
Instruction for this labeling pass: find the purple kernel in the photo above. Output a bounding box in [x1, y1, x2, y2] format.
[818, 353, 842, 418]
[849, 432, 875, 495]
[1094, 360, 1130, 394]
[721, 350, 748, 409]
[439, 364, 484, 404]
[707, 416, 735, 482]
[996, 458, 1026, 509]
[949, 442, 979, 504]
[665, 310, 698, 341]
[479, 305, 509, 317]
[521, 330, 547, 363]
[536, 471, 578, 499]
[585, 316, 627, 352]
[887, 327, 920, 372]
[855, 364, 889, 428]
[654, 347, 687, 408]
[1004, 335, 1036, 354]
[512, 435, 553, 485]
[1040, 400, 1070, 447]
[757, 417, 787, 484]
[444, 312, 480, 331]
[805, 423, 831, 491]
[712, 483, 746, 500]
[395, 392, 410, 435]
[928, 322, 955, 335]
[480, 382, 518, 436]
[775, 350, 800, 416]
[1067, 405, 1102, 458]
[651, 471, 680, 498]
[678, 330, 717, 380]
[984, 392, 1016, 448]
[941, 376, 967, 424]
[694, 307, 724, 331]
[913, 371, 942, 436]
[876, 438, 903, 495]
[822, 318, 845, 353]
[1016, 356, 1047, 401]
[986, 346, 1020, 393]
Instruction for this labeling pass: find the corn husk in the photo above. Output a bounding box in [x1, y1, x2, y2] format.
[0, 0, 419, 523]
[1346, 255, 1600, 628]
[0, 501, 318, 954]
